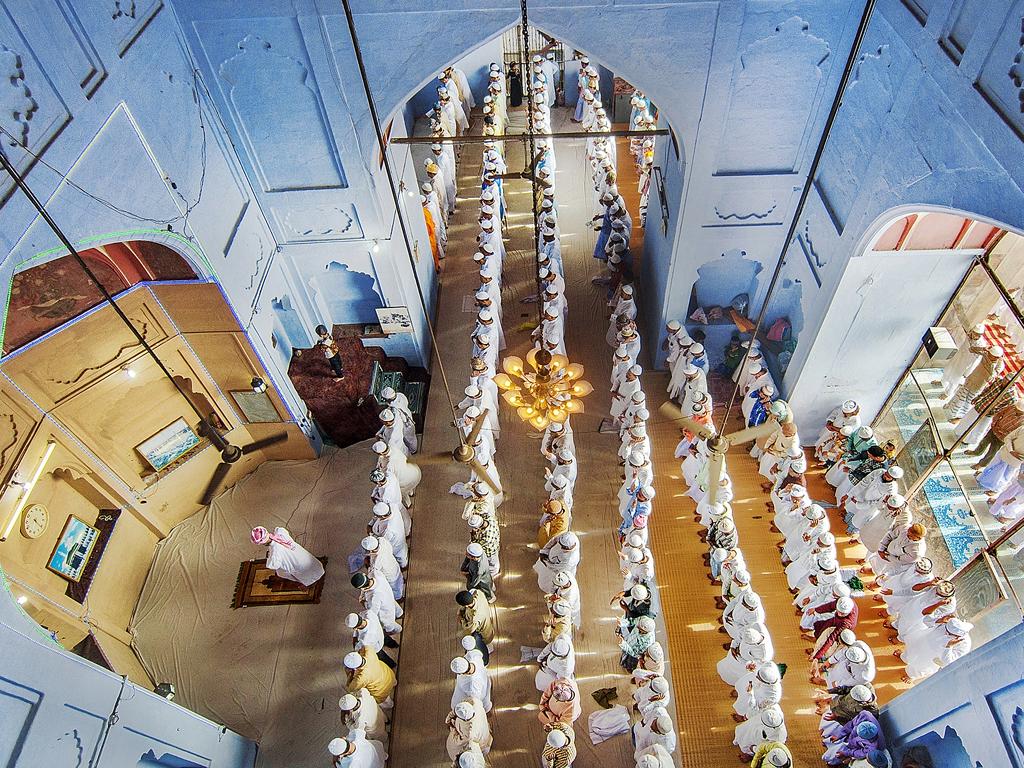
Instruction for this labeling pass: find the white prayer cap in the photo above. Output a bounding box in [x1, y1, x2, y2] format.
[839, 628, 857, 645]
[757, 663, 780, 684]
[420, 181, 433, 194]
[621, 284, 634, 296]
[558, 532, 579, 549]
[846, 645, 868, 663]
[842, 399, 859, 414]
[766, 747, 792, 767]
[717, 518, 735, 533]
[437, 86, 449, 95]
[548, 422, 564, 433]
[453, 700, 476, 722]
[558, 449, 574, 463]
[627, 533, 645, 548]
[450, 656, 470, 674]
[761, 706, 784, 728]
[841, 425, 856, 436]
[550, 597, 571, 616]
[472, 251, 486, 263]
[345, 612, 360, 629]
[637, 616, 656, 633]
[338, 693, 358, 711]
[816, 556, 837, 573]
[887, 494, 907, 508]
[459, 753, 486, 768]
[850, 684, 874, 703]
[629, 450, 646, 467]
[480, 242, 494, 254]
[833, 582, 852, 598]
[690, 343, 705, 355]
[789, 484, 807, 497]
[742, 590, 761, 608]
[733, 569, 751, 585]
[989, 346, 1005, 358]
[630, 584, 649, 601]
[550, 474, 567, 488]
[628, 548, 644, 564]
[648, 676, 669, 695]
[629, 363, 643, 376]
[460, 635, 478, 653]
[379, 408, 395, 423]
[819, 532, 836, 547]
[741, 627, 763, 645]
[327, 738, 349, 756]
[915, 557, 933, 573]
[637, 408, 650, 420]
[464, 384, 481, 398]
[653, 714, 672, 733]
[971, 323, 986, 335]
[361, 535, 380, 553]
[371, 440, 387, 455]
[887, 466, 904, 479]
[466, 513, 485, 530]
[946, 618, 972, 637]
[807, 504, 826, 520]
[857, 426, 874, 438]
[475, 290, 490, 303]
[466, 542, 484, 557]
[343, 652, 363, 670]
[552, 637, 571, 657]
[647, 642, 664, 661]
[552, 570, 572, 587]
[684, 363, 699, 376]
[667, 320, 681, 331]
[533, 92, 545, 104]
[836, 596, 855, 615]
[748, 363, 764, 375]
[380, 386, 398, 401]
[478, 310, 494, 325]
[631, 391, 646, 404]
[546, 728, 568, 748]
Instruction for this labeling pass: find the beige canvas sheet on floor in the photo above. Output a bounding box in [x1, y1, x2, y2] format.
[131, 445, 375, 768]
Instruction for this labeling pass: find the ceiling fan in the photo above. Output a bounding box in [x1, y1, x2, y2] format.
[416, 408, 502, 494]
[659, 399, 784, 505]
[197, 415, 289, 505]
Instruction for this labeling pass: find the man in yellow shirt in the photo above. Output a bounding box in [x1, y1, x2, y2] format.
[456, 589, 494, 649]
[344, 647, 396, 707]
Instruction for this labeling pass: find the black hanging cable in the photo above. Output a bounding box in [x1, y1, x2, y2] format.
[0, 149, 212, 425]
[719, 0, 877, 433]
[339, 0, 465, 442]
[520, 0, 546, 340]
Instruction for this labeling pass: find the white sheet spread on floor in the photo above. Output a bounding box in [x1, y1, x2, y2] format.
[130, 443, 375, 768]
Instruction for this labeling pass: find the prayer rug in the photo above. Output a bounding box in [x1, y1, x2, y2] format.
[231, 557, 327, 608]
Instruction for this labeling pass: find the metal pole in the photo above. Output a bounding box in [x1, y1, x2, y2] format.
[339, 0, 464, 439]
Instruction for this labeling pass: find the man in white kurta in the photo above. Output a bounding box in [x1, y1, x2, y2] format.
[354, 572, 402, 634]
[734, 705, 786, 756]
[252, 526, 324, 586]
[380, 386, 418, 454]
[535, 532, 581, 593]
[846, 466, 903, 532]
[723, 590, 766, 641]
[633, 708, 677, 760]
[535, 635, 575, 691]
[718, 626, 774, 688]
[735, 662, 782, 719]
[371, 502, 407, 568]
[450, 655, 492, 712]
[371, 468, 411, 536]
[363, 535, 403, 600]
[340, 689, 386, 743]
[328, 729, 386, 768]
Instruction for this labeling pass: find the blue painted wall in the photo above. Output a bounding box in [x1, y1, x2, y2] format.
[880, 621, 1024, 768]
[0, 571, 255, 767]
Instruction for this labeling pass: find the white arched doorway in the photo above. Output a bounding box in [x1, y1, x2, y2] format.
[795, 206, 1024, 649]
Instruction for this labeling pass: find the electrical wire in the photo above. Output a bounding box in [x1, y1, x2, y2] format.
[719, 0, 877, 433]
[339, 0, 464, 443]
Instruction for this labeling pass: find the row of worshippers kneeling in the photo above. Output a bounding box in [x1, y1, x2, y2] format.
[605, 282, 680, 768]
[440, 130, 523, 768]
[816, 404, 973, 684]
[324, 387, 422, 767]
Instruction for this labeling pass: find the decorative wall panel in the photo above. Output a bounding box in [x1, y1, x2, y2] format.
[714, 16, 830, 176]
[976, 3, 1024, 139]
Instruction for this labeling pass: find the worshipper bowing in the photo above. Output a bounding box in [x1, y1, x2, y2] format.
[251, 525, 324, 586]
[328, 728, 386, 768]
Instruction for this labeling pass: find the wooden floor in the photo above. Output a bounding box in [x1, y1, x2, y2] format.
[388, 105, 910, 767]
[389, 108, 681, 767]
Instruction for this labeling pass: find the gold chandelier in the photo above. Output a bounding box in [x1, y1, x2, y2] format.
[494, 348, 593, 431]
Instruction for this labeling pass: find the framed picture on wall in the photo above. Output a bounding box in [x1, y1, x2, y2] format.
[376, 306, 414, 335]
[47, 516, 100, 582]
[229, 390, 281, 423]
[135, 418, 201, 472]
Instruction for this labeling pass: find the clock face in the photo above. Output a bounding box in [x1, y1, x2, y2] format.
[21, 504, 48, 539]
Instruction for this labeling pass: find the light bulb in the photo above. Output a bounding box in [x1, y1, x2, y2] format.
[123, 366, 137, 379]
[502, 356, 524, 376]
[571, 380, 594, 397]
[371, 240, 381, 253]
[493, 373, 515, 390]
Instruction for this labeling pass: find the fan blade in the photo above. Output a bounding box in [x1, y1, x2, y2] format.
[659, 401, 716, 440]
[240, 432, 289, 454]
[467, 456, 502, 495]
[466, 409, 491, 445]
[417, 449, 458, 466]
[705, 446, 726, 506]
[200, 461, 232, 506]
[725, 421, 779, 446]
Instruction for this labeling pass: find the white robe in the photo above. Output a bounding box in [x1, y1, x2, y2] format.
[264, 528, 324, 586]
[452, 666, 492, 713]
[534, 542, 581, 593]
[717, 632, 773, 687]
[734, 717, 786, 756]
[343, 688, 387, 742]
[337, 729, 387, 768]
[535, 641, 575, 691]
[361, 577, 403, 634]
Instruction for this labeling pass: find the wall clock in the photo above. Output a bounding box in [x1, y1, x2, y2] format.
[21, 503, 48, 539]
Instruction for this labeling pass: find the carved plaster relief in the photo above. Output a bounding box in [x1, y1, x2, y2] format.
[110, 0, 163, 58]
[217, 34, 346, 193]
[715, 16, 830, 176]
[976, 7, 1024, 139]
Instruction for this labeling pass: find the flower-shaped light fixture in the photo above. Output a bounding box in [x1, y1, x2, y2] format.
[493, 348, 594, 431]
